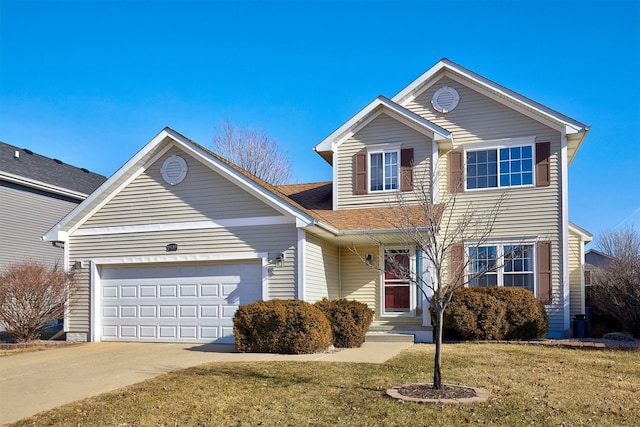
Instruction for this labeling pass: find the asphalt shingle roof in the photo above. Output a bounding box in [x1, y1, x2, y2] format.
[0, 141, 107, 196]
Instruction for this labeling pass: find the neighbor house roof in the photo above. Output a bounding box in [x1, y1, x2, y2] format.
[0, 141, 107, 199]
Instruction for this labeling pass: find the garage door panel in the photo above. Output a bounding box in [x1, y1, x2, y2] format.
[100, 261, 261, 343]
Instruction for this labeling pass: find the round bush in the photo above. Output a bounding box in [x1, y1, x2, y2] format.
[443, 287, 549, 341]
[314, 298, 374, 348]
[233, 299, 333, 354]
[483, 287, 548, 339]
[443, 288, 508, 340]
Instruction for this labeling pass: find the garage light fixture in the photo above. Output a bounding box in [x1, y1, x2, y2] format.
[275, 253, 285, 267]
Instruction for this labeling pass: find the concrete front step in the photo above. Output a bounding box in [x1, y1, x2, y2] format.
[365, 332, 416, 343]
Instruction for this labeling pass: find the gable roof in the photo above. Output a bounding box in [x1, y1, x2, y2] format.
[392, 58, 590, 136]
[314, 95, 451, 164]
[0, 141, 106, 199]
[42, 127, 319, 242]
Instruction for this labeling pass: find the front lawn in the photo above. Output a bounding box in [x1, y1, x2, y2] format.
[11, 344, 640, 426]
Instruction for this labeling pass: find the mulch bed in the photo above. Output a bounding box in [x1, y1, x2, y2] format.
[397, 383, 477, 400]
[387, 383, 489, 404]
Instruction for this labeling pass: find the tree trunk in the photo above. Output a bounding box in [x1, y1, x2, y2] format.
[433, 306, 444, 389]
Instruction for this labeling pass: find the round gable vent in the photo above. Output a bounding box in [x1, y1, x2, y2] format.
[161, 155, 188, 185]
[431, 86, 460, 114]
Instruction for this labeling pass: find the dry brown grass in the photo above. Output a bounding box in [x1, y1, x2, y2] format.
[10, 343, 640, 426]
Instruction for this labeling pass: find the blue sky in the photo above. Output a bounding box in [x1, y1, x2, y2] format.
[1, 0, 639, 241]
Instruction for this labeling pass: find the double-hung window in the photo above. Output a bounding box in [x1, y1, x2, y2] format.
[468, 244, 535, 293]
[370, 150, 399, 192]
[466, 145, 533, 190]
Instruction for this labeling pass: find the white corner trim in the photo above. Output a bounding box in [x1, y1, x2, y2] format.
[561, 130, 571, 330]
[73, 216, 293, 237]
[297, 229, 306, 301]
[332, 151, 338, 210]
[90, 261, 100, 342]
[432, 139, 440, 204]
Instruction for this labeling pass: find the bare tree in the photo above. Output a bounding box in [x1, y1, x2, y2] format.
[589, 225, 640, 338]
[362, 171, 522, 389]
[0, 261, 74, 342]
[212, 120, 293, 185]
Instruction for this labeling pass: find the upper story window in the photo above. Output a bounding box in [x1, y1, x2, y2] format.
[370, 150, 399, 191]
[466, 145, 533, 190]
[354, 146, 414, 195]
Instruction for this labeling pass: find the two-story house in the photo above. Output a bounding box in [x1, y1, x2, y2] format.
[43, 59, 591, 343]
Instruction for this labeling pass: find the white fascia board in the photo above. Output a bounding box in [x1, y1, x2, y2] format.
[42, 128, 176, 242]
[392, 59, 588, 135]
[1, 171, 88, 200]
[315, 96, 450, 155]
[170, 136, 316, 227]
[44, 127, 315, 242]
[568, 222, 593, 242]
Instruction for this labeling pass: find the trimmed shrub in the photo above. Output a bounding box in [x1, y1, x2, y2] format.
[483, 287, 548, 339]
[314, 298, 374, 348]
[443, 288, 508, 340]
[233, 299, 333, 354]
[443, 287, 548, 341]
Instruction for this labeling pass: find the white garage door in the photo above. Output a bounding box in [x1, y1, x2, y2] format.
[99, 261, 262, 343]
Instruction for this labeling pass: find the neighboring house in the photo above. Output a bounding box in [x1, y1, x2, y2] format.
[43, 59, 591, 343]
[0, 142, 106, 271]
[583, 248, 614, 289]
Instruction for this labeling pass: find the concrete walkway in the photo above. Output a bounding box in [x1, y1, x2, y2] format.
[0, 341, 411, 425]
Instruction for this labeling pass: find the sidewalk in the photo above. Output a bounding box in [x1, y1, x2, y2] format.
[0, 341, 411, 425]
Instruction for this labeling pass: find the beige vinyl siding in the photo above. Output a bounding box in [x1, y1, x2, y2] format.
[304, 233, 340, 302]
[339, 245, 379, 318]
[67, 224, 298, 334]
[82, 147, 279, 228]
[335, 112, 433, 209]
[568, 230, 585, 319]
[0, 182, 79, 269]
[66, 266, 90, 333]
[405, 74, 564, 144]
[403, 75, 566, 334]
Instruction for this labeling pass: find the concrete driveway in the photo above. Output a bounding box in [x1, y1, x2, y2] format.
[0, 341, 411, 425]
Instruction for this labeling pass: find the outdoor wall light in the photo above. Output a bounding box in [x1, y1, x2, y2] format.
[275, 253, 285, 267]
[365, 253, 373, 264]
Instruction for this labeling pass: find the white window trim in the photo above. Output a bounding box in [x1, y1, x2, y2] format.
[462, 136, 536, 192]
[464, 141, 536, 192]
[465, 239, 538, 297]
[367, 144, 401, 193]
[379, 246, 418, 317]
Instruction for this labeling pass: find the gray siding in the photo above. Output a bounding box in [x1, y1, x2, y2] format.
[82, 147, 279, 228]
[67, 224, 298, 334]
[304, 233, 339, 302]
[0, 182, 78, 269]
[335, 112, 434, 209]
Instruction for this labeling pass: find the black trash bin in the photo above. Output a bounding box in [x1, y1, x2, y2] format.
[573, 314, 587, 338]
